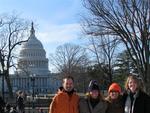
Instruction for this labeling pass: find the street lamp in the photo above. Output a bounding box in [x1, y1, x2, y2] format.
[30, 74, 36, 110]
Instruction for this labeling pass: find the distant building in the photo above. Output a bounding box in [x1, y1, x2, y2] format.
[9, 23, 61, 94]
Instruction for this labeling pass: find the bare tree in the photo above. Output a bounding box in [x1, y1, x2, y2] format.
[0, 13, 30, 97]
[50, 43, 89, 76]
[82, 0, 150, 92]
[49, 43, 90, 92]
[87, 35, 119, 84]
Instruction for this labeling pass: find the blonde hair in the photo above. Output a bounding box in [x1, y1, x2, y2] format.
[125, 74, 143, 91]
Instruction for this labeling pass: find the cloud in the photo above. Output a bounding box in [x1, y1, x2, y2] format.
[37, 23, 81, 44]
[34, 23, 83, 55]
[35, 23, 83, 71]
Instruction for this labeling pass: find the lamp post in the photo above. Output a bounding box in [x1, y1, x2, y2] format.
[30, 74, 36, 110]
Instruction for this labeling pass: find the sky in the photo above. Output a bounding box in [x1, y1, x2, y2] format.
[0, 0, 88, 72]
[0, 0, 86, 54]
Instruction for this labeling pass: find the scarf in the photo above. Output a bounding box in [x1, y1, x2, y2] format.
[90, 97, 100, 108]
[124, 90, 139, 113]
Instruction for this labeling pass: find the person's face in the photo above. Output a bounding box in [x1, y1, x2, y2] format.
[109, 91, 119, 100]
[63, 78, 74, 92]
[128, 79, 138, 93]
[89, 90, 99, 99]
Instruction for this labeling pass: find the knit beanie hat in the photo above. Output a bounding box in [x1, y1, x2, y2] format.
[108, 83, 121, 93]
[88, 80, 100, 91]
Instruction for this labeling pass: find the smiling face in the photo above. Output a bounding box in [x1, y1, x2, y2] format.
[89, 90, 99, 99]
[109, 91, 119, 100]
[63, 78, 74, 92]
[125, 75, 141, 93]
[128, 78, 138, 93]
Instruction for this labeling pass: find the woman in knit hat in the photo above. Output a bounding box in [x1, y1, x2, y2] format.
[79, 80, 108, 113]
[105, 83, 124, 113]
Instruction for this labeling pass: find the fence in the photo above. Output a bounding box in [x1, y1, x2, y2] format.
[25, 107, 49, 113]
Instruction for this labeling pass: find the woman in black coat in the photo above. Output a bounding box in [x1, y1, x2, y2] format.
[123, 74, 150, 113]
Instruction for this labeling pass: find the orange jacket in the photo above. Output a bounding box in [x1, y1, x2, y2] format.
[49, 91, 79, 113]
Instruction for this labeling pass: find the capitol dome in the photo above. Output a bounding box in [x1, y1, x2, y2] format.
[17, 22, 50, 76]
[22, 35, 43, 49]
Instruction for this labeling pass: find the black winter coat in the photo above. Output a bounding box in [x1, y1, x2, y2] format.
[122, 90, 150, 113]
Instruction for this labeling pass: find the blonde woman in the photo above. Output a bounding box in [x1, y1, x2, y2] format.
[123, 74, 150, 113]
[79, 80, 108, 113]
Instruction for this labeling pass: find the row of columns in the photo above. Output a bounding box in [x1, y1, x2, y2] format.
[11, 77, 50, 93]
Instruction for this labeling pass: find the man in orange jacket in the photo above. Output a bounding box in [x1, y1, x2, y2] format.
[49, 76, 79, 113]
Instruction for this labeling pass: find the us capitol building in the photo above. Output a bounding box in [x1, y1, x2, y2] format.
[9, 23, 60, 94]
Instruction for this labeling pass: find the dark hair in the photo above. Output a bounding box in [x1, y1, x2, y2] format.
[63, 75, 74, 82]
[58, 86, 63, 91]
[6, 103, 11, 110]
[12, 106, 17, 110]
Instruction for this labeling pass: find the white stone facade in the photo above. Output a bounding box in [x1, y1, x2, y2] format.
[10, 23, 60, 94]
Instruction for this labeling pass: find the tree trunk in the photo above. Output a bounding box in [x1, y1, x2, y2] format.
[145, 64, 150, 95]
[5, 72, 13, 98]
